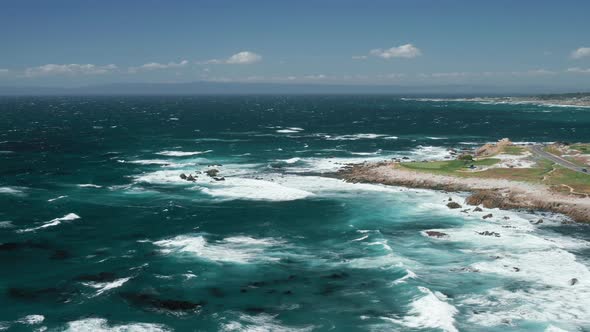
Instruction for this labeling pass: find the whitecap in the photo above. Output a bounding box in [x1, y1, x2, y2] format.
[0, 187, 24, 195]
[48, 195, 67, 202]
[155, 235, 284, 264]
[0, 221, 14, 228]
[281, 157, 301, 164]
[221, 313, 314, 332]
[82, 277, 131, 297]
[63, 318, 170, 332]
[200, 177, 314, 201]
[19, 213, 80, 232]
[17, 315, 44, 325]
[385, 286, 458, 332]
[156, 150, 212, 157]
[78, 184, 102, 188]
[326, 133, 386, 141]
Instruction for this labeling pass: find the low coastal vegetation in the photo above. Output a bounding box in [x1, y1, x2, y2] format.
[398, 139, 590, 195]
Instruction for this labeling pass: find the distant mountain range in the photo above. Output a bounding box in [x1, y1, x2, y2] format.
[0, 81, 586, 96]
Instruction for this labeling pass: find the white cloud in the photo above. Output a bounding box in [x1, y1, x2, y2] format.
[567, 67, 590, 74]
[571, 47, 590, 59]
[24, 64, 117, 77]
[369, 44, 422, 59]
[202, 51, 262, 65]
[129, 60, 188, 73]
[0, 69, 9, 74]
[352, 55, 368, 60]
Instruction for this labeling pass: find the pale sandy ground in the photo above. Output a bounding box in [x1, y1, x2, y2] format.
[339, 163, 590, 222]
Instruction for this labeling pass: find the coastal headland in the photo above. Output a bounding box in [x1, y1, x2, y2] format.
[337, 139, 590, 222]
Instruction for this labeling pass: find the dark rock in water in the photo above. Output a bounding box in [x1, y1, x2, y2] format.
[426, 231, 448, 238]
[121, 292, 204, 312]
[482, 213, 493, 219]
[448, 197, 453, 201]
[473, 207, 483, 212]
[402, 156, 409, 160]
[534, 219, 543, 225]
[50, 249, 71, 260]
[206, 169, 220, 177]
[75, 272, 117, 282]
[513, 267, 520, 272]
[503, 216, 510, 220]
[213, 177, 225, 181]
[179, 173, 187, 180]
[447, 202, 462, 209]
[478, 231, 500, 237]
[186, 174, 196, 182]
[461, 209, 470, 213]
[570, 278, 579, 286]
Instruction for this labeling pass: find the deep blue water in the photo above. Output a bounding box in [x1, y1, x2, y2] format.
[1, 96, 590, 331]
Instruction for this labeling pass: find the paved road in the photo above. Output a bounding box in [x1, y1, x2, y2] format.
[529, 145, 589, 174]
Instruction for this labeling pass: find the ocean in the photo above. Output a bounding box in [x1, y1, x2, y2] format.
[1, 95, 590, 331]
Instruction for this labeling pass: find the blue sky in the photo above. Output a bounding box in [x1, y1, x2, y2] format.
[1, 0, 589, 90]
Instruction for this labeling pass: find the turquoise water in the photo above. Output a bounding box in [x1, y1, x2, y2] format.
[1, 96, 590, 331]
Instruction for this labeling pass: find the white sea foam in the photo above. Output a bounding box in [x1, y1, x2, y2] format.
[200, 177, 314, 201]
[0, 187, 24, 195]
[156, 150, 212, 157]
[281, 157, 301, 164]
[326, 133, 386, 141]
[16, 315, 44, 325]
[78, 184, 102, 188]
[155, 235, 283, 264]
[82, 277, 131, 297]
[48, 195, 67, 202]
[221, 313, 314, 332]
[392, 269, 418, 285]
[407, 145, 453, 161]
[0, 221, 14, 228]
[63, 318, 170, 332]
[19, 213, 80, 232]
[385, 286, 458, 332]
[119, 159, 172, 165]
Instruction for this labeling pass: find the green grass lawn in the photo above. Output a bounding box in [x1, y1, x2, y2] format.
[399, 157, 590, 194]
[401, 158, 500, 173]
[502, 145, 527, 155]
[570, 143, 590, 154]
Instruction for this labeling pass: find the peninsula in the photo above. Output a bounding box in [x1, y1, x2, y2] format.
[338, 139, 590, 222]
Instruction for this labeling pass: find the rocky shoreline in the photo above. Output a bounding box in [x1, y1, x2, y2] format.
[336, 162, 590, 223]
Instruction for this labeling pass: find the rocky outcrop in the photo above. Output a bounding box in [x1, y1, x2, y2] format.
[206, 169, 220, 177]
[475, 138, 513, 157]
[426, 231, 448, 238]
[447, 202, 462, 209]
[336, 161, 590, 223]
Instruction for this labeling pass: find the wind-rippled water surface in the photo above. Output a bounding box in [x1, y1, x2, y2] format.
[1, 96, 590, 331]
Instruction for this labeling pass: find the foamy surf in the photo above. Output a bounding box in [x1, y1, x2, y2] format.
[81, 277, 131, 297]
[62, 318, 171, 332]
[156, 150, 212, 157]
[18, 213, 80, 232]
[384, 286, 458, 332]
[154, 235, 284, 264]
